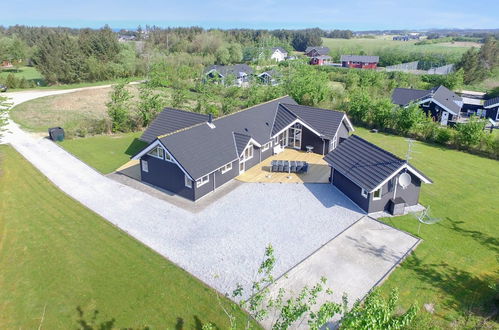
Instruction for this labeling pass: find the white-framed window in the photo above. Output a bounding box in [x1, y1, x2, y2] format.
[147, 146, 164, 159]
[361, 188, 368, 198]
[220, 162, 233, 174]
[262, 142, 271, 151]
[196, 175, 210, 188]
[242, 144, 253, 161]
[141, 160, 149, 173]
[164, 151, 173, 162]
[373, 188, 382, 200]
[331, 136, 338, 150]
[185, 175, 192, 188]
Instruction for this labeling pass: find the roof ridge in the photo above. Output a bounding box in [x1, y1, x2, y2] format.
[157, 120, 208, 139]
[282, 103, 345, 114]
[158, 95, 293, 140]
[213, 95, 292, 121]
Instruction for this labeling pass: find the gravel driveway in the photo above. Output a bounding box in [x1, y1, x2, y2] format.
[1, 88, 418, 309]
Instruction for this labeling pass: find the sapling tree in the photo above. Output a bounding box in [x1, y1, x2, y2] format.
[106, 82, 132, 132]
[212, 244, 419, 330]
[0, 95, 12, 138]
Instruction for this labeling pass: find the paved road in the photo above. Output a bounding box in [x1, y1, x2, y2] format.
[1, 87, 419, 327]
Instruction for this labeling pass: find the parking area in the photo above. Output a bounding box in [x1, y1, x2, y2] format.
[264, 216, 419, 327]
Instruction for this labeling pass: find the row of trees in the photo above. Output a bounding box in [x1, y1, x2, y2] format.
[456, 37, 499, 84]
[31, 27, 144, 84]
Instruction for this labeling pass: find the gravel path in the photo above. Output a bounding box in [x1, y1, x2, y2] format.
[0, 88, 415, 306]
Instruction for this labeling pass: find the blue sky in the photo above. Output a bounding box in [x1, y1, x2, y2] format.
[2, 0, 497, 30]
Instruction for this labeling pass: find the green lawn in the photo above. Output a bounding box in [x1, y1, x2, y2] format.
[355, 127, 499, 327]
[59, 132, 146, 174]
[0, 144, 253, 329]
[0, 66, 45, 84]
[322, 37, 473, 63]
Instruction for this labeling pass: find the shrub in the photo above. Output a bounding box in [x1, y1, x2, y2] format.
[435, 127, 453, 145]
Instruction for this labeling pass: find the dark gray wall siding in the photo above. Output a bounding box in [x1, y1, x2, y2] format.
[193, 172, 216, 200]
[242, 145, 260, 169]
[332, 169, 369, 212]
[337, 121, 350, 141]
[140, 155, 194, 200]
[367, 170, 422, 213]
[332, 167, 422, 213]
[214, 159, 239, 188]
[301, 126, 325, 154]
[486, 107, 499, 120]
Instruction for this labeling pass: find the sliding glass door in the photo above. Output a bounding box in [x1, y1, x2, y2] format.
[288, 123, 302, 149]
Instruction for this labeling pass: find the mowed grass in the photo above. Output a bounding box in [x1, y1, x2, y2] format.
[355, 127, 499, 326]
[59, 131, 146, 174]
[0, 66, 45, 83]
[0, 144, 252, 329]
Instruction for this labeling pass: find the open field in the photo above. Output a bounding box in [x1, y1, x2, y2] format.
[9, 86, 141, 136]
[355, 127, 499, 327]
[59, 131, 146, 174]
[322, 37, 474, 63]
[0, 144, 252, 329]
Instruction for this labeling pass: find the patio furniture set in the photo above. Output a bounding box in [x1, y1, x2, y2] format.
[270, 160, 309, 173]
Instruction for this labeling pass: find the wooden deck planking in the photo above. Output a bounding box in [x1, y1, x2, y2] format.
[236, 149, 330, 183]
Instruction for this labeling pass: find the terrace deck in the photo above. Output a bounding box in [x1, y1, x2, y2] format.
[236, 148, 330, 183]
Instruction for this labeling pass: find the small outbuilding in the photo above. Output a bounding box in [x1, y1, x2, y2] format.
[323, 135, 432, 214]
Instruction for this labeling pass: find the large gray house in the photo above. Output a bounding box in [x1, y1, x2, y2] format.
[392, 85, 463, 125]
[324, 135, 432, 214]
[133, 96, 354, 201]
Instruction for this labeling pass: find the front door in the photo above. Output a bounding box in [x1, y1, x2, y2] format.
[239, 160, 245, 174]
[441, 111, 449, 125]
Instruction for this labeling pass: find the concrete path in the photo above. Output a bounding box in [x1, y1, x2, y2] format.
[263, 217, 419, 328]
[1, 87, 420, 327]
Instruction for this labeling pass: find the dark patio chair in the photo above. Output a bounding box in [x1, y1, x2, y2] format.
[277, 160, 284, 172]
[302, 162, 309, 173]
[283, 161, 289, 173]
[295, 161, 303, 172]
[271, 160, 278, 172]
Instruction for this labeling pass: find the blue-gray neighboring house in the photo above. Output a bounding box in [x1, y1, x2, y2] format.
[484, 97, 499, 121]
[392, 85, 463, 125]
[133, 96, 355, 201]
[324, 135, 432, 214]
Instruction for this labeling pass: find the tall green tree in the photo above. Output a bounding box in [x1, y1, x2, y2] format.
[284, 64, 329, 105]
[106, 83, 133, 132]
[136, 85, 164, 127]
[32, 31, 87, 84]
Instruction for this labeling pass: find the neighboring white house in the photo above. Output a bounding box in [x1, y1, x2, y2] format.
[270, 47, 288, 62]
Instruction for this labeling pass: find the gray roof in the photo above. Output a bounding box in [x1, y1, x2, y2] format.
[484, 96, 499, 108]
[204, 64, 253, 78]
[323, 135, 431, 192]
[305, 46, 330, 56]
[340, 55, 379, 63]
[391, 85, 462, 115]
[279, 103, 347, 139]
[140, 108, 209, 143]
[142, 96, 351, 180]
[233, 132, 252, 156]
[271, 47, 287, 54]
